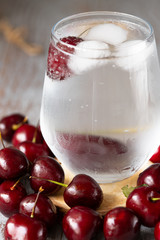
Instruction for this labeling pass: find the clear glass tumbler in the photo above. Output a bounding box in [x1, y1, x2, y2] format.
[40, 11, 160, 183]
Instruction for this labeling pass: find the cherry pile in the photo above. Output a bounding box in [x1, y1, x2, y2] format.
[0, 113, 160, 239]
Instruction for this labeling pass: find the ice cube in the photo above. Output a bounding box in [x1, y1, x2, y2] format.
[115, 40, 147, 56]
[68, 40, 111, 74]
[114, 40, 154, 70]
[85, 23, 128, 45]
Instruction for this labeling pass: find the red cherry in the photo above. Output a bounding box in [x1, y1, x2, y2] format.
[43, 140, 55, 158]
[64, 174, 103, 209]
[4, 213, 47, 240]
[60, 36, 83, 46]
[19, 193, 57, 228]
[155, 221, 160, 240]
[0, 113, 28, 142]
[56, 133, 87, 153]
[150, 146, 160, 163]
[56, 132, 127, 154]
[17, 141, 51, 164]
[56, 132, 127, 174]
[103, 207, 141, 240]
[38, 125, 55, 158]
[126, 186, 160, 227]
[47, 36, 83, 80]
[12, 124, 43, 147]
[0, 180, 26, 217]
[62, 206, 102, 240]
[0, 147, 29, 179]
[137, 163, 160, 192]
[30, 156, 64, 194]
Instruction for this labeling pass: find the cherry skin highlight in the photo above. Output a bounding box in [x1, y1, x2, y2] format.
[126, 186, 160, 227]
[19, 193, 57, 228]
[4, 213, 47, 240]
[103, 207, 141, 240]
[17, 141, 50, 164]
[137, 163, 160, 192]
[30, 156, 65, 194]
[0, 113, 28, 142]
[64, 174, 103, 209]
[62, 206, 102, 240]
[0, 147, 29, 179]
[12, 124, 43, 147]
[0, 180, 26, 217]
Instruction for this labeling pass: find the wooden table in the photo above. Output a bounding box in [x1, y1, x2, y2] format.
[0, 0, 160, 239]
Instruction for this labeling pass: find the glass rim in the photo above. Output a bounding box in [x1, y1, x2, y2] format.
[51, 11, 154, 55]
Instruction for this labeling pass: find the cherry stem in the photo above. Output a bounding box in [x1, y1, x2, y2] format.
[78, 27, 91, 37]
[60, 231, 63, 240]
[29, 176, 68, 188]
[12, 116, 28, 131]
[32, 120, 39, 143]
[151, 197, 160, 201]
[10, 178, 22, 191]
[0, 132, 6, 148]
[10, 174, 29, 190]
[30, 186, 44, 218]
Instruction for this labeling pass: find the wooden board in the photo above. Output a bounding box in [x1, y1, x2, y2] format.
[49, 161, 152, 215]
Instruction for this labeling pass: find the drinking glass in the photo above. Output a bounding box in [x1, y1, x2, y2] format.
[40, 11, 160, 183]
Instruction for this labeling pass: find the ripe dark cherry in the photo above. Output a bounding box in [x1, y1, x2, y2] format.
[103, 207, 141, 240]
[12, 124, 43, 147]
[4, 213, 47, 240]
[30, 156, 65, 194]
[17, 141, 51, 164]
[150, 146, 160, 163]
[0, 180, 26, 217]
[56, 132, 127, 174]
[137, 163, 160, 192]
[0, 113, 28, 142]
[62, 206, 102, 240]
[56, 133, 127, 154]
[126, 186, 160, 227]
[64, 174, 103, 209]
[155, 221, 160, 240]
[47, 36, 83, 80]
[43, 140, 55, 158]
[0, 147, 29, 179]
[19, 193, 57, 228]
